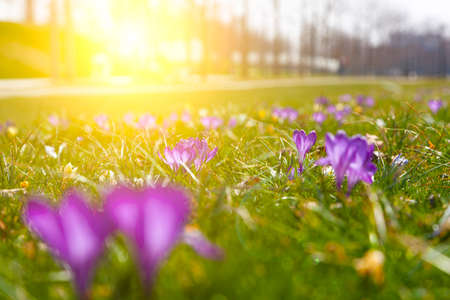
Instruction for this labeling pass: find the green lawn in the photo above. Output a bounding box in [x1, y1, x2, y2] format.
[0, 79, 449, 299]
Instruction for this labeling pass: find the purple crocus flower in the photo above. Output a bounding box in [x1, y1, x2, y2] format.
[228, 117, 237, 128]
[428, 99, 443, 114]
[48, 115, 68, 128]
[327, 105, 337, 114]
[181, 111, 192, 124]
[137, 114, 156, 130]
[356, 95, 366, 106]
[124, 113, 136, 127]
[24, 191, 111, 298]
[316, 131, 376, 193]
[333, 106, 352, 123]
[293, 130, 317, 174]
[365, 97, 375, 107]
[104, 186, 222, 286]
[272, 107, 298, 123]
[94, 114, 109, 131]
[313, 112, 327, 125]
[339, 94, 352, 102]
[200, 116, 223, 130]
[48, 114, 60, 127]
[159, 138, 218, 172]
[315, 96, 329, 106]
[163, 113, 179, 128]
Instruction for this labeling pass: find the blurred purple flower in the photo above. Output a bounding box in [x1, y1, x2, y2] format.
[182, 226, 224, 259]
[365, 97, 375, 107]
[181, 111, 192, 124]
[123, 113, 136, 127]
[316, 131, 376, 193]
[200, 116, 223, 130]
[104, 186, 222, 286]
[356, 95, 375, 107]
[24, 191, 111, 298]
[327, 105, 336, 114]
[334, 106, 352, 123]
[159, 138, 218, 172]
[272, 107, 298, 123]
[94, 114, 109, 131]
[339, 94, 352, 102]
[428, 99, 443, 114]
[228, 117, 237, 128]
[137, 114, 156, 130]
[315, 96, 329, 105]
[163, 113, 179, 128]
[313, 112, 327, 125]
[48, 115, 60, 127]
[293, 130, 317, 174]
[356, 95, 366, 106]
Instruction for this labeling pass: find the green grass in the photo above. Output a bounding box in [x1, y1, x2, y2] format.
[0, 79, 449, 299]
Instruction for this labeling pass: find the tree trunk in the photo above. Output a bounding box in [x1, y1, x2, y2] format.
[241, 0, 249, 78]
[65, 0, 75, 81]
[25, 0, 34, 25]
[50, 0, 60, 81]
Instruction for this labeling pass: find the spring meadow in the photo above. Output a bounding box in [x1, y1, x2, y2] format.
[0, 1, 449, 299]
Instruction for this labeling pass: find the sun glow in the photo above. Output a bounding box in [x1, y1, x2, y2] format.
[72, 0, 199, 79]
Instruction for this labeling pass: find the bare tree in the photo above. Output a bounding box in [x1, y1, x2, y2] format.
[272, 0, 280, 75]
[25, 0, 34, 24]
[50, 0, 60, 81]
[64, 0, 75, 81]
[241, 0, 249, 78]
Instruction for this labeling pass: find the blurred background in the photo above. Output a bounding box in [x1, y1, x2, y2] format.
[0, 0, 449, 83]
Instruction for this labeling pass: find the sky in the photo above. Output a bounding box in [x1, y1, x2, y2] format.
[1, 0, 449, 36]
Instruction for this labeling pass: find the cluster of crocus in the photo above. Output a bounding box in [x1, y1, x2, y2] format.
[200, 116, 223, 130]
[159, 138, 218, 172]
[356, 95, 375, 107]
[428, 99, 443, 114]
[48, 114, 69, 128]
[292, 130, 317, 175]
[137, 114, 157, 130]
[94, 114, 110, 131]
[325, 105, 351, 123]
[316, 131, 377, 193]
[124, 113, 157, 130]
[315, 96, 329, 106]
[333, 106, 352, 123]
[24, 186, 223, 298]
[272, 107, 298, 123]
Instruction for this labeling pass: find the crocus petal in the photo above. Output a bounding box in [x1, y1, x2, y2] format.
[206, 147, 218, 163]
[24, 199, 67, 259]
[182, 228, 224, 260]
[105, 186, 190, 283]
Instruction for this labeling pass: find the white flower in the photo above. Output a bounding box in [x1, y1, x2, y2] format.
[375, 119, 386, 128]
[44, 146, 57, 159]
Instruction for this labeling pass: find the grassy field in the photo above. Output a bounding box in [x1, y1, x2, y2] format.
[0, 79, 449, 299]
